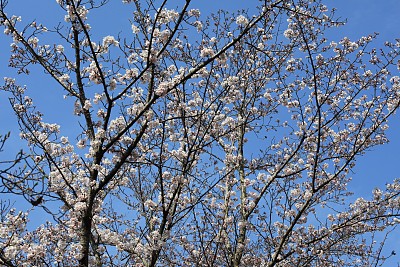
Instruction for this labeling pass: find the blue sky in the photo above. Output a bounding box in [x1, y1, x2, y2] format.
[0, 0, 400, 264]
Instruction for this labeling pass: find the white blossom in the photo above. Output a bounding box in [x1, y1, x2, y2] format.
[236, 15, 248, 26]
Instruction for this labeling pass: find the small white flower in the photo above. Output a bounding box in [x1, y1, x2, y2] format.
[155, 81, 172, 97]
[144, 199, 157, 210]
[131, 24, 140, 34]
[284, 28, 296, 39]
[188, 9, 201, 17]
[236, 15, 248, 26]
[102, 35, 119, 47]
[60, 136, 69, 144]
[28, 37, 39, 48]
[76, 139, 86, 149]
[56, 44, 64, 53]
[58, 74, 70, 85]
[200, 47, 214, 58]
[83, 99, 92, 110]
[304, 190, 312, 199]
[109, 78, 117, 90]
[193, 21, 203, 32]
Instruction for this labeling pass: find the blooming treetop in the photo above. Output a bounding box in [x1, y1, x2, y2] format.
[0, 0, 400, 266]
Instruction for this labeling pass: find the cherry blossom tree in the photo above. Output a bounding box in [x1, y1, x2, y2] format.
[1, 0, 400, 266]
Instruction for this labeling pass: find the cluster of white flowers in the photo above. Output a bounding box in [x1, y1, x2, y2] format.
[144, 199, 157, 210]
[339, 37, 359, 52]
[83, 99, 92, 110]
[1, 15, 21, 35]
[76, 139, 86, 149]
[236, 15, 248, 26]
[139, 47, 158, 63]
[64, 5, 89, 23]
[284, 28, 298, 39]
[200, 47, 214, 58]
[85, 61, 102, 84]
[27, 36, 39, 48]
[102, 35, 119, 47]
[58, 74, 70, 86]
[156, 8, 179, 24]
[55, 44, 64, 53]
[188, 9, 200, 17]
[108, 116, 126, 132]
[131, 23, 140, 34]
[193, 21, 203, 32]
[109, 78, 117, 90]
[154, 81, 172, 96]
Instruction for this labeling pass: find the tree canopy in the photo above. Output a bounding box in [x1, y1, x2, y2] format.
[0, 0, 399, 266]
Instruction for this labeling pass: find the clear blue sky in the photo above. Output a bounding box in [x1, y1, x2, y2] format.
[1, 0, 400, 264]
